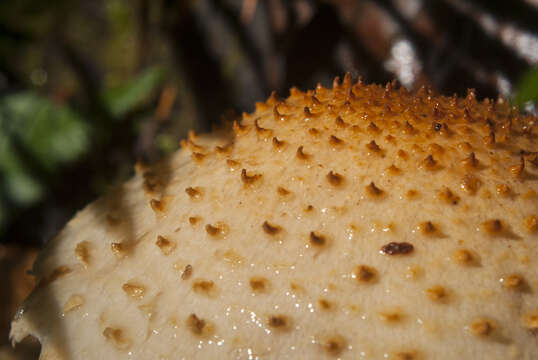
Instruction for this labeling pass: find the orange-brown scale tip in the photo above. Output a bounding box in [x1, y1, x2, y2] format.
[343, 72, 353, 87]
[366, 182, 384, 197]
[185, 186, 202, 199]
[308, 127, 321, 136]
[462, 152, 479, 169]
[403, 121, 416, 135]
[419, 221, 437, 235]
[335, 116, 347, 128]
[156, 235, 176, 255]
[327, 171, 344, 186]
[524, 215, 537, 233]
[273, 106, 288, 122]
[329, 135, 344, 147]
[186, 314, 207, 335]
[438, 187, 460, 205]
[483, 131, 496, 147]
[191, 152, 206, 163]
[322, 335, 346, 356]
[233, 120, 249, 135]
[470, 318, 495, 337]
[420, 154, 437, 171]
[367, 121, 380, 134]
[460, 173, 481, 194]
[304, 106, 315, 118]
[426, 285, 447, 302]
[309, 231, 326, 247]
[262, 221, 281, 235]
[215, 143, 232, 154]
[482, 219, 504, 235]
[452, 249, 476, 266]
[509, 155, 525, 178]
[332, 76, 341, 89]
[500, 274, 526, 290]
[296, 146, 310, 160]
[387, 164, 401, 175]
[250, 277, 269, 293]
[241, 169, 262, 185]
[181, 264, 193, 280]
[272, 137, 285, 149]
[366, 140, 381, 153]
[150, 199, 164, 213]
[254, 118, 272, 137]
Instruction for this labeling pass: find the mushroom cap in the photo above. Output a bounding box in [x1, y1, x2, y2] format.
[11, 79, 538, 359]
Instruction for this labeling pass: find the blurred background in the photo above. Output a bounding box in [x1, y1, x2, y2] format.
[0, 0, 537, 358]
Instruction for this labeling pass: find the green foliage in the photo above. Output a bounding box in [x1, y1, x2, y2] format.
[515, 66, 538, 107]
[0, 93, 90, 231]
[103, 66, 165, 117]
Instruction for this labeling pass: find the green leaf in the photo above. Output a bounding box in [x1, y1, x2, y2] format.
[0, 92, 90, 171]
[515, 66, 538, 107]
[103, 66, 165, 117]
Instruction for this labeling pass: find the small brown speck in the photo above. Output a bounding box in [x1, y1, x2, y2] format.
[111, 243, 126, 258]
[186, 313, 207, 335]
[327, 171, 343, 186]
[215, 143, 232, 154]
[233, 120, 248, 135]
[379, 309, 403, 323]
[189, 216, 201, 225]
[268, 315, 290, 329]
[156, 235, 176, 255]
[524, 215, 537, 233]
[318, 299, 332, 310]
[250, 277, 269, 293]
[308, 128, 321, 136]
[75, 241, 90, 266]
[354, 265, 377, 283]
[241, 169, 262, 185]
[452, 249, 476, 266]
[191, 152, 206, 163]
[500, 274, 525, 290]
[521, 310, 538, 329]
[277, 186, 291, 196]
[482, 219, 504, 234]
[181, 264, 193, 280]
[322, 335, 346, 356]
[380, 242, 414, 255]
[296, 146, 310, 160]
[262, 221, 281, 235]
[387, 164, 401, 175]
[394, 351, 418, 360]
[103, 327, 131, 349]
[406, 189, 419, 199]
[227, 159, 240, 169]
[122, 282, 146, 299]
[397, 149, 408, 159]
[366, 182, 384, 197]
[205, 223, 227, 237]
[63, 295, 84, 313]
[192, 279, 215, 295]
[185, 187, 202, 199]
[403, 121, 416, 135]
[310, 231, 326, 247]
[426, 285, 447, 302]
[438, 187, 460, 205]
[419, 221, 437, 235]
[304, 106, 314, 118]
[272, 137, 285, 149]
[273, 106, 287, 121]
[470, 318, 495, 337]
[305, 205, 314, 212]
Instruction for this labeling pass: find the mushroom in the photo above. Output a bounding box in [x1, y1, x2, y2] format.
[10, 77, 538, 359]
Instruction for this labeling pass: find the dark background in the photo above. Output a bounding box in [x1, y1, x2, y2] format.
[0, 0, 537, 357]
